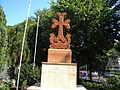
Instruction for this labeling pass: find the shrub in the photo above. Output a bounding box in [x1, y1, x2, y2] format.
[15, 63, 41, 86]
[82, 76, 120, 90]
[0, 80, 13, 90]
[82, 81, 103, 89]
[103, 75, 120, 90]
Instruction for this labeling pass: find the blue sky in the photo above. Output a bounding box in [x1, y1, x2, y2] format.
[0, 0, 56, 26]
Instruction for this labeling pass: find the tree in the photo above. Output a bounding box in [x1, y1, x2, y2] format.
[8, 22, 31, 66]
[7, 21, 33, 78]
[14, 63, 41, 86]
[115, 40, 120, 52]
[50, 0, 120, 81]
[0, 6, 11, 72]
[0, 6, 6, 26]
[28, 9, 56, 65]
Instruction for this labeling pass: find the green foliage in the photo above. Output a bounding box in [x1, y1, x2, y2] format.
[82, 81, 103, 89]
[103, 75, 120, 90]
[107, 48, 120, 56]
[0, 6, 11, 72]
[82, 76, 120, 90]
[82, 73, 120, 90]
[0, 5, 6, 26]
[22, 80, 27, 87]
[0, 30, 11, 72]
[15, 63, 41, 86]
[28, 9, 56, 65]
[50, 0, 120, 79]
[115, 41, 120, 52]
[113, 71, 120, 76]
[7, 22, 31, 67]
[0, 80, 13, 90]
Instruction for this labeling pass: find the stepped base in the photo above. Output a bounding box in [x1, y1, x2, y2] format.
[27, 85, 87, 90]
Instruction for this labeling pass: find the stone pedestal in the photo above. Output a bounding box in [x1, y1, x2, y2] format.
[48, 49, 72, 63]
[41, 62, 77, 89]
[27, 49, 87, 90]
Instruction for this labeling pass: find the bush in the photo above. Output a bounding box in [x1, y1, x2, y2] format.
[15, 63, 41, 86]
[81, 81, 103, 89]
[103, 75, 120, 90]
[81, 75, 120, 90]
[0, 80, 13, 90]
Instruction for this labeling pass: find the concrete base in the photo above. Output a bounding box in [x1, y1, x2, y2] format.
[27, 86, 87, 90]
[41, 62, 77, 89]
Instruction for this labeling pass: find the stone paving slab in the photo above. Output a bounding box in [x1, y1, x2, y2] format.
[27, 86, 87, 90]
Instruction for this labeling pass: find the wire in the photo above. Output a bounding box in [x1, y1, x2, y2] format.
[33, 16, 40, 70]
[16, 0, 32, 90]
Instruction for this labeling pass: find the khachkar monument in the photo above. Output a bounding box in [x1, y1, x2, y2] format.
[48, 12, 71, 63]
[27, 12, 86, 90]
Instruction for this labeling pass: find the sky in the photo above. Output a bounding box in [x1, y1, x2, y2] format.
[0, 0, 57, 26]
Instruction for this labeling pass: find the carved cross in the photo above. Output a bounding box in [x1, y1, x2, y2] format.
[52, 12, 70, 38]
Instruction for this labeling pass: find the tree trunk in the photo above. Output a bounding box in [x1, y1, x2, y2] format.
[77, 62, 80, 85]
[89, 70, 92, 81]
[88, 63, 92, 81]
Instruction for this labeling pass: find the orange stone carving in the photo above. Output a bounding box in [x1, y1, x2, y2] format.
[50, 12, 71, 49]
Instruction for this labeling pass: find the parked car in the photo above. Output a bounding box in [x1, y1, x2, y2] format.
[79, 71, 88, 78]
[105, 72, 115, 77]
[92, 72, 98, 77]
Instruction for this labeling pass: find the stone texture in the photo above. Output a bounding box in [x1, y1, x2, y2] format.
[41, 62, 77, 89]
[27, 86, 87, 90]
[48, 49, 72, 63]
[50, 12, 71, 49]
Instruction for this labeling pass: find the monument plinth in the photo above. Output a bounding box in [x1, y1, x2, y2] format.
[41, 62, 77, 89]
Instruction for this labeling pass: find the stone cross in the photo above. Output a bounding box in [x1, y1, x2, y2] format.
[52, 12, 70, 38]
[50, 12, 71, 49]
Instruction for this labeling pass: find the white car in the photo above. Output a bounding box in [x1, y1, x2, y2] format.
[92, 72, 98, 77]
